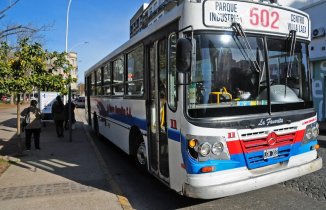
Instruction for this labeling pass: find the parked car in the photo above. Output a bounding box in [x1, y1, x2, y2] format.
[1, 95, 10, 103]
[73, 97, 85, 108]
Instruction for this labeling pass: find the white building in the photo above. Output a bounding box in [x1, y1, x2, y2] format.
[130, 3, 149, 38]
[129, 0, 177, 38]
[67, 52, 78, 92]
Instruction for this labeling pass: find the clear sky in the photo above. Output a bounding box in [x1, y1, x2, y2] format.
[0, 0, 150, 83]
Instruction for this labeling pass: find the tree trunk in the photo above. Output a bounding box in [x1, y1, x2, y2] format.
[17, 95, 21, 136]
[16, 94, 22, 155]
[10, 93, 14, 105]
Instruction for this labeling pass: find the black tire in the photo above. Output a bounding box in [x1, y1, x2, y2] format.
[134, 135, 147, 170]
[93, 112, 99, 137]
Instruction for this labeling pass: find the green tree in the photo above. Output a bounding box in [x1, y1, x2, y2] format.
[0, 38, 73, 151]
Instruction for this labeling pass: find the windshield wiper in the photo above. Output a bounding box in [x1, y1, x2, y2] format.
[231, 22, 261, 73]
[256, 47, 263, 95]
[285, 30, 297, 96]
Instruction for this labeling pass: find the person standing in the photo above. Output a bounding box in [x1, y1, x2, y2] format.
[64, 101, 76, 130]
[52, 96, 65, 137]
[21, 100, 42, 150]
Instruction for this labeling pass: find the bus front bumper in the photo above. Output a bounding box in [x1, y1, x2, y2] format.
[183, 152, 322, 199]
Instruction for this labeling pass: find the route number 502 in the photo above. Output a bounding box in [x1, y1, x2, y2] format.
[250, 7, 279, 29]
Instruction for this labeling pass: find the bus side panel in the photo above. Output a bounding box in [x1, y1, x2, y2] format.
[99, 117, 130, 153]
[168, 134, 187, 193]
[166, 86, 187, 192]
[89, 96, 99, 130]
[93, 97, 147, 154]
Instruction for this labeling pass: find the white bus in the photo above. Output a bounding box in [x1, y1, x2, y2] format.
[85, 0, 322, 199]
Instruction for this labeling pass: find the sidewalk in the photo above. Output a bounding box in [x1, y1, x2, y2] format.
[0, 108, 129, 210]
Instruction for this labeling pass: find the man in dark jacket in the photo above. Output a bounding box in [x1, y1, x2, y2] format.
[64, 101, 76, 130]
[52, 96, 65, 137]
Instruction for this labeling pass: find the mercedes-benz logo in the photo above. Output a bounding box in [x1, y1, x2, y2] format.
[267, 132, 277, 146]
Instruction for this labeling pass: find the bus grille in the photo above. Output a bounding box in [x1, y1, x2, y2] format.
[240, 132, 296, 169]
[241, 132, 296, 153]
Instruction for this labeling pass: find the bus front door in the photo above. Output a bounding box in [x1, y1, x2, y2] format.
[147, 41, 169, 182]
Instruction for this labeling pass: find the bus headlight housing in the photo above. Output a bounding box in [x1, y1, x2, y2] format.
[305, 127, 313, 139]
[198, 142, 211, 157]
[312, 123, 319, 138]
[212, 142, 224, 155]
[186, 135, 230, 161]
[302, 122, 319, 145]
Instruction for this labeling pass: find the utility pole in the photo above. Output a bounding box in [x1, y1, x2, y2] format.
[65, 0, 73, 142]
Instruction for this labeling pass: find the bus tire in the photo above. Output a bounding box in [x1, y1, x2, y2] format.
[135, 135, 147, 170]
[93, 112, 99, 137]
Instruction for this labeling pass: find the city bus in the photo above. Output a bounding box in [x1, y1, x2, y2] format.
[85, 0, 322, 199]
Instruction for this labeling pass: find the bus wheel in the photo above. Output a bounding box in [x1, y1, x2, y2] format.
[93, 112, 99, 136]
[135, 141, 147, 169]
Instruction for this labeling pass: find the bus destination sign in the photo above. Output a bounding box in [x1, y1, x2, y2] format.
[203, 0, 310, 39]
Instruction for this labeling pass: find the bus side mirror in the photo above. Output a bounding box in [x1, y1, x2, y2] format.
[176, 38, 192, 73]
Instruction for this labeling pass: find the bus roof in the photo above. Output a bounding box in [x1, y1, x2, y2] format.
[85, 0, 310, 77]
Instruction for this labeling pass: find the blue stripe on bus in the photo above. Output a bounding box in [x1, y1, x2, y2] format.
[107, 113, 147, 131]
[103, 112, 181, 142]
[180, 135, 247, 174]
[291, 139, 318, 156]
[168, 128, 181, 142]
[184, 154, 247, 174]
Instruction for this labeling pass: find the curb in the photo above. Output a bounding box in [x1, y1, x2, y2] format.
[0, 155, 21, 163]
[80, 116, 133, 210]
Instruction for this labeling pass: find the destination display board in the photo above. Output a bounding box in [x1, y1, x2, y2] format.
[203, 0, 310, 39]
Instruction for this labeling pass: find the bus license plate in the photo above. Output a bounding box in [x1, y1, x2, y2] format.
[263, 148, 278, 159]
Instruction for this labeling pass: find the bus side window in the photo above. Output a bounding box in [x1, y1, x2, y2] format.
[126, 45, 144, 96]
[168, 33, 177, 110]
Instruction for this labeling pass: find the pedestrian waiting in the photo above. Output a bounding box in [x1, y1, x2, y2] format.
[20, 99, 42, 150]
[52, 95, 65, 137]
[64, 101, 76, 130]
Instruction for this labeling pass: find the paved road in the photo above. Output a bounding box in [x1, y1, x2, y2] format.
[74, 108, 326, 210]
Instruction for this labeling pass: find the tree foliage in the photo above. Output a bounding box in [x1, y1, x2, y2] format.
[0, 1, 74, 152]
[0, 38, 73, 95]
[0, 38, 73, 141]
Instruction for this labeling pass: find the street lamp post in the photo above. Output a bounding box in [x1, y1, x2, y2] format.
[65, 0, 73, 142]
[65, 0, 72, 53]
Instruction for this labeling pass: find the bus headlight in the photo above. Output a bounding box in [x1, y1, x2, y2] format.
[212, 142, 224, 155]
[186, 135, 230, 161]
[305, 127, 313, 139]
[198, 142, 211, 157]
[302, 122, 319, 145]
[312, 123, 319, 138]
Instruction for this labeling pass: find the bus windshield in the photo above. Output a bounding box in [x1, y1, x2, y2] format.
[187, 33, 312, 118]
